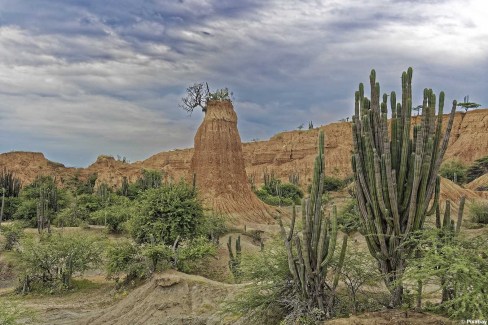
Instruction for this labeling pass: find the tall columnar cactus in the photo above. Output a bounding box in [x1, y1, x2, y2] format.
[37, 183, 57, 233]
[278, 131, 344, 317]
[227, 235, 242, 282]
[351, 68, 457, 307]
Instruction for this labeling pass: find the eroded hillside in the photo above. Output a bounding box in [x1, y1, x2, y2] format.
[1, 109, 487, 191]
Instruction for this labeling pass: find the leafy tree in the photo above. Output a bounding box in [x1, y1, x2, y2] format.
[127, 181, 203, 245]
[180, 82, 232, 114]
[457, 95, 481, 112]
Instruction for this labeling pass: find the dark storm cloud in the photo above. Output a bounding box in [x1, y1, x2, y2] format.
[0, 0, 486, 166]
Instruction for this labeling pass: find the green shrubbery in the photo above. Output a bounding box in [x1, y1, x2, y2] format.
[90, 196, 133, 233]
[106, 237, 216, 285]
[127, 181, 203, 245]
[439, 160, 467, 184]
[466, 155, 488, 183]
[255, 180, 303, 207]
[404, 230, 488, 320]
[222, 236, 291, 324]
[469, 200, 488, 224]
[1, 221, 24, 250]
[17, 232, 104, 293]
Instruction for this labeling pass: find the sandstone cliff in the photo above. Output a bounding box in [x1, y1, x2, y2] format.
[1, 109, 487, 197]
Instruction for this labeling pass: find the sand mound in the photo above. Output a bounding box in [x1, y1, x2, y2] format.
[191, 100, 275, 224]
[439, 177, 487, 212]
[81, 271, 236, 325]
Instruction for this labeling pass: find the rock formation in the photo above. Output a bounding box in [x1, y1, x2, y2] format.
[190, 99, 275, 224]
[1, 109, 487, 204]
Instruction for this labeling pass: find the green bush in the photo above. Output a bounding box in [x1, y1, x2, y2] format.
[278, 183, 304, 203]
[222, 236, 291, 324]
[337, 200, 362, 234]
[196, 213, 227, 243]
[466, 155, 488, 182]
[1, 221, 24, 250]
[107, 237, 216, 282]
[127, 181, 203, 245]
[323, 176, 344, 192]
[17, 232, 104, 293]
[469, 200, 488, 224]
[90, 196, 133, 233]
[106, 240, 150, 284]
[404, 231, 488, 320]
[13, 176, 69, 227]
[255, 187, 295, 206]
[439, 160, 467, 184]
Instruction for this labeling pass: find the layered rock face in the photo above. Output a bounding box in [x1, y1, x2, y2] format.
[1, 109, 487, 206]
[190, 100, 274, 223]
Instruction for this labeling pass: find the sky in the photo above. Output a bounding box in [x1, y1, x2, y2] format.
[0, 0, 487, 167]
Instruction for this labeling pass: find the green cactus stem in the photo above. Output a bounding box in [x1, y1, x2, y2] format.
[351, 67, 457, 307]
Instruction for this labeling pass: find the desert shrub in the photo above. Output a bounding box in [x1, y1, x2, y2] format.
[337, 199, 361, 234]
[332, 244, 382, 315]
[106, 240, 150, 284]
[17, 232, 104, 293]
[278, 183, 304, 204]
[466, 155, 488, 182]
[90, 196, 133, 233]
[196, 213, 227, 243]
[107, 237, 216, 283]
[127, 181, 203, 245]
[404, 231, 488, 320]
[1, 221, 24, 250]
[173, 237, 217, 273]
[142, 243, 173, 272]
[439, 160, 467, 184]
[255, 188, 295, 206]
[469, 200, 488, 224]
[323, 176, 344, 192]
[222, 236, 291, 325]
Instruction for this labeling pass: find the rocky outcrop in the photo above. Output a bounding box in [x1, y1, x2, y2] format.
[190, 100, 274, 224]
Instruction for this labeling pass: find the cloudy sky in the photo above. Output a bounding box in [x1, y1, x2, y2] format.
[0, 0, 486, 167]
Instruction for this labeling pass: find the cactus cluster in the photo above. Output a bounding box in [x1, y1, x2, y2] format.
[351, 67, 457, 306]
[278, 131, 345, 316]
[0, 168, 21, 197]
[288, 172, 300, 186]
